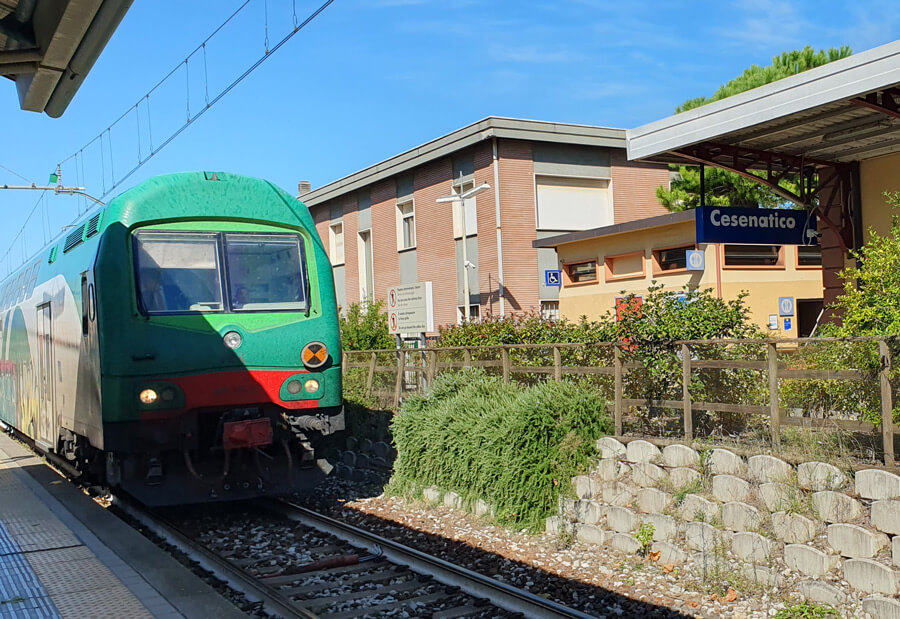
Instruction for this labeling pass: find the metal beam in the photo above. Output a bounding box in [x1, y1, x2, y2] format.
[0, 48, 42, 64]
[0, 61, 37, 75]
[853, 90, 900, 120]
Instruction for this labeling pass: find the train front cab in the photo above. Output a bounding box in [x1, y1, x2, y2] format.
[98, 218, 343, 505]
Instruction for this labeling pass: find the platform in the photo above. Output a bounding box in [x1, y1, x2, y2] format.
[0, 431, 245, 619]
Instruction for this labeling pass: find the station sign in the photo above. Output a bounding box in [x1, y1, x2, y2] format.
[387, 281, 435, 335]
[779, 297, 795, 317]
[695, 206, 817, 245]
[545, 270, 562, 287]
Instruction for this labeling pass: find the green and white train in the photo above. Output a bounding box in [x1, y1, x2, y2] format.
[0, 172, 343, 505]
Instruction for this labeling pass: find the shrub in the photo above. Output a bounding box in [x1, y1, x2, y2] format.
[388, 369, 611, 530]
[340, 301, 394, 351]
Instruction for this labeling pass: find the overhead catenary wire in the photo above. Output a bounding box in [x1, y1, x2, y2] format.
[57, 0, 335, 201]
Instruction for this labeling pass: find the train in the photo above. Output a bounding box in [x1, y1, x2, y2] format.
[0, 172, 343, 505]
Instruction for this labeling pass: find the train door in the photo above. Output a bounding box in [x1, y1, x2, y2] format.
[36, 302, 55, 450]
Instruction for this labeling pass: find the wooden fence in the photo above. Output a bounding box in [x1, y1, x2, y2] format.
[342, 337, 897, 467]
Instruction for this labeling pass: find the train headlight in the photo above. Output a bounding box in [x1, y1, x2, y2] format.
[301, 341, 327, 369]
[286, 380, 302, 394]
[304, 379, 320, 394]
[139, 389, 158, 404]
[223, 331, 242, 349]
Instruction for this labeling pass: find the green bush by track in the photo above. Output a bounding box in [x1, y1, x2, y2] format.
[388, 369, 611, 531]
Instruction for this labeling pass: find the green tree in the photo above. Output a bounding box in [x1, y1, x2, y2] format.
[657, 46, 852, 212]
[829, 192, 900, 335]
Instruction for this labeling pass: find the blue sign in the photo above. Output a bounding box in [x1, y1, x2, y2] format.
[695, 206, 817, 245]
[545, 270, 562, 287]
[685, 250, 705, 271]
[779, 297, 795, 317]
[784, 318, 792, 331]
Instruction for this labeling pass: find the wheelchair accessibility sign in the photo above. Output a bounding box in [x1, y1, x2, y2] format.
[545, 270, 562, 287]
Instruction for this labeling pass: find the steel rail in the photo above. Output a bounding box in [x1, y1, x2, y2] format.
[271, 498, 597, 619]
[112, 495, 317, 619]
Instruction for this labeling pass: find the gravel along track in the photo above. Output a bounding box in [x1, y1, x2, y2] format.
[168, 506, 517, 618]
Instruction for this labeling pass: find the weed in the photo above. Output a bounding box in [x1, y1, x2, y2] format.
[633, 523, 655, 557]
[556, 526, 575, 549]
[673, 478, 704, 505]
[773, 601, 839, 619]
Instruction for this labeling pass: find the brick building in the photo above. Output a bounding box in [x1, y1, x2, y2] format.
[300, 117, 670, 331]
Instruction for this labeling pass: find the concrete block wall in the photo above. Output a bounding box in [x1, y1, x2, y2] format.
[550, 438, 900, 618]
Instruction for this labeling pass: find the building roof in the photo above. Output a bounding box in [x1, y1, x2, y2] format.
[300, 117, 626, 207]
[627, 40, 900, 171]
[1, 0, 132, 117]
[533, 209, 695, 249]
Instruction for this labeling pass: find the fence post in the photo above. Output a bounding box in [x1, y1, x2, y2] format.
[393, 349, 406, 409]
[501, 347, 510, 383]
[682, 343, 692, 442]
[426, 350, 437, 387]
[464, 347, 472, 367]
[342, 350, 347, 376]
[614, 345, 623, 438]
[880, 339, 895, 467]
[365, 351, 377, 397]
[768, 341, 780, 446]
[553, 346, 562, 382]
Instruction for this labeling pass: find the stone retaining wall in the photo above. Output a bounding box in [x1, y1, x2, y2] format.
[333, 436, 395, 484]
[547, 438, 900, 618]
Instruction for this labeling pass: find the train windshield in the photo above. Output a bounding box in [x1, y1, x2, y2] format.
[225, 234, 306, 312]
[134, 231, 307, 314]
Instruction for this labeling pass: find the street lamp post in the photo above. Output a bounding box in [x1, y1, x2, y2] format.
[437, 182, 490, 322]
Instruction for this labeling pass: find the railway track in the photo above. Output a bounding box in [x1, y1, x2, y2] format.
[114, 496, 597, 619]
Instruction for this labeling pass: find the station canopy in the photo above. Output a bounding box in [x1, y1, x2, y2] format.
[1, 0, 131, 117]
[627, 39, 900, 203]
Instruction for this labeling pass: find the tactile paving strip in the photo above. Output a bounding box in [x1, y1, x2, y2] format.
[0, 522, 60, 619]
[0, 464, 152, 618]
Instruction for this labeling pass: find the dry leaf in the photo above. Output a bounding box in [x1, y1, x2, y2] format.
[688, 601, 699, 608]
[710, 593, 719, 602]
[648, 550, 661, 562]
[725, 588, 738, 602]
[662, 563, 674, 573]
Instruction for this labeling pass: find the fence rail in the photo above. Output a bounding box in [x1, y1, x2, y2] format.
[342, 336, 898, 467]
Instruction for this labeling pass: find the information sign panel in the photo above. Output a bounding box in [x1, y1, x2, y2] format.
[545, 270, 562, 287]
[686, 250, 705, 271]
[695, 206, 817, 245]
[387, 282, 435, 335]
[779, 297, 795, 317]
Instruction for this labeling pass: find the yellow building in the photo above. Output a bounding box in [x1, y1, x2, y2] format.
[534, 209, 824, 337]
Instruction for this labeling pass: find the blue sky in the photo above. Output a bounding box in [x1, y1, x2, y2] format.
[2, 0, 899, 272]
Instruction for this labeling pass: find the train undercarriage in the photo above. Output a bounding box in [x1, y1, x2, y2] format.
[57, 405, 344, 505]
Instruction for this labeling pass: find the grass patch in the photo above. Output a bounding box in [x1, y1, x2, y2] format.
[773, 602, 839, 619]
[387, 369, 611, 531]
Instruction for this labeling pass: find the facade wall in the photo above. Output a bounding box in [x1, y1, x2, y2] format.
[610, 151, 670, 224]
[474, 141, 500, 317]
[341, 195, 360, 306]
[860, 152, 900, 237]
[555, 220, 823, 337]
[370, 179, 398, 302]
[497, 139, 540, 314]
[413, 157, 458, 328]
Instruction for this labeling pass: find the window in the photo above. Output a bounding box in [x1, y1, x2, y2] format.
[797, 245, 822, 266]
[535, 176, 612, 231]
[653, 245, 693, 273]
[135, 232, 224, 313]
[456, 304, 480, 324]
[396, 200, 416, 250]
[452, 181, 477, 239]
[541, 300, 560, 321]
[723, 244, 782, 267]
[225, 235, 307, 312]
[133, 231, 308, 314]
[605, 251, 645, 282]
[329, 222, 344, 265]
[358, 229, 374, 301]
[565, 260, 597, 284]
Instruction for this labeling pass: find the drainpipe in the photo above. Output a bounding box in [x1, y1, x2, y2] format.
[492, 137, 505, 317]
